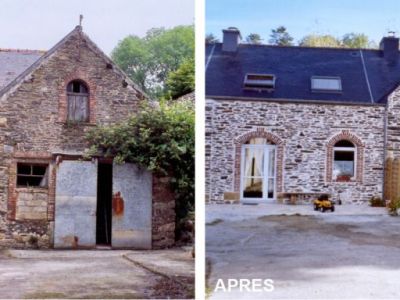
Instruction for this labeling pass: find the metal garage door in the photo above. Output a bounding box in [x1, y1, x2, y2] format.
[112, 163, 152, 249]
[54, 160, 97, 248]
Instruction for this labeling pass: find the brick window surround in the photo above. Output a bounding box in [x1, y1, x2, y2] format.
[7, 151, 54, 221]
[326, 130, 365, 183]
[58, 70, 96, 124]
[234, 128, 284, 194]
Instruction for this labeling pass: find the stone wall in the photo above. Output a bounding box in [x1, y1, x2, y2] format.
[206, 98, 386, 204]
[387, 86, 400, 157]
[0, 28, 144, 248]
[152, 176, 175, 249]
[15, 189, 48, 220]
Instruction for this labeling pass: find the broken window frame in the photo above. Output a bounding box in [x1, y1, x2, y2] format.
[16, 163, 49, 188]
[67, 80, 89, 122]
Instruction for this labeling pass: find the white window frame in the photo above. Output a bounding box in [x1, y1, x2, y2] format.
[240, 144, 277, 202]
[311, 76, 342, 93]
[333, 146, 357, 180]
[243, 73, 276, 90]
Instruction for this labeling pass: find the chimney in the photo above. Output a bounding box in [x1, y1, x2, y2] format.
[222, 27, 241, 52]
[380, 33, 399, 64]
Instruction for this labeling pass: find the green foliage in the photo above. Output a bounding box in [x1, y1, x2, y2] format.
[86, 100, 194, 235]
[111, 25, 194, 98]
[206, 33, 219, 44]
[299, 34, 341, 47]
[388, 198, 400, 216]
[269, 26, 294, 46]
[246, 33, 262, 45]
[165, 58, 194, 99]
[110, 35, 149, 90]
[299, 33, 376, 49]
[342, 33, 376, 49]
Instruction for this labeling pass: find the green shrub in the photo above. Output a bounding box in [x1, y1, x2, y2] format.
[369, 196, 385, 207]
[86, 100, 194, 240]
[388, 198, 400, 216]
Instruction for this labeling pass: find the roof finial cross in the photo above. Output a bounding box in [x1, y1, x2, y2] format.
[79, 14, 83, 27]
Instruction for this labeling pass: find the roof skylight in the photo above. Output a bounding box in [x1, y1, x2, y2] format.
[311, 76, 342, 92]
[243, 73, 275, 91]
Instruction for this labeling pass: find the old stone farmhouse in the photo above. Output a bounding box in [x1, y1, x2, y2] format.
[0, 26, 175, 249]
[206, 27, 400, 204]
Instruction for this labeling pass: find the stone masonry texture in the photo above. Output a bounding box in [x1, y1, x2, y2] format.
[206, 98, 387, 204]
[0, 29, 175, 249]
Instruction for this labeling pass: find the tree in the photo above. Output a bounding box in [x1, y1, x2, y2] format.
[111, 25, 194, 98]
[206, 33, 219, 44]
[269, 26, 294, 46]
[166, 58, 194, 99]
[246, 33, 262, 44]
[86, 100, 194, 240]
[299, 33, 376, 49]
[299, 34, 341, 47]
[342, 33, 375, 48]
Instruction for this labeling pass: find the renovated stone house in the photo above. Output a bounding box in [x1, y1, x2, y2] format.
[206, 27, 400, 204]
[0, 26, 175, 249]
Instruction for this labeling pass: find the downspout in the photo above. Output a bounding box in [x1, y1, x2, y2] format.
[382, 102, 389, 200]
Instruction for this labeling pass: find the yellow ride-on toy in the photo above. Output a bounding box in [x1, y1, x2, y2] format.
[313, 194, 335, 212]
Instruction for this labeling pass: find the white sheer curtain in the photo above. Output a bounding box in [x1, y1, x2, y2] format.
[254, 149, 263, 177]
[245, 148, 253, 177]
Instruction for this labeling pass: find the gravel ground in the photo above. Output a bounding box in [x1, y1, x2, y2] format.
[0, 248, 194, 299]
[206, 203, 400, 299]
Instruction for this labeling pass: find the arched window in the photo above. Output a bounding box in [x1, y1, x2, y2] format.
[67, 80, 89, 122]
[333, 140, 355, 181]
[326, 130, 364, 183]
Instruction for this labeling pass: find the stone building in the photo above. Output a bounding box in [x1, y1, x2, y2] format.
[0, 26, 175, 249]
[205, 27, 400, 204]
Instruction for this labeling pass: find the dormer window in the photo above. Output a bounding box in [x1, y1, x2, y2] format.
[244, 73, 275, 91]
[311, 76, 342, 92]
[67, 80, 89, 122]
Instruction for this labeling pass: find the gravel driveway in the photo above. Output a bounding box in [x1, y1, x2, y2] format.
[206, 204, 400, 299]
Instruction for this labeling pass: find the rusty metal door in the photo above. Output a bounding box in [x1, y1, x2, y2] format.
[54, 160, 97, 248]
[111, 163, 152, 249]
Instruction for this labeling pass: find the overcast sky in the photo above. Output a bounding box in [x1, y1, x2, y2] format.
[207, 0, 400, 45]
[0, 0, 194, 54]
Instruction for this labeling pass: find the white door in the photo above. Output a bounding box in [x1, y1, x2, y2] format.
[241, 145, 276, 201]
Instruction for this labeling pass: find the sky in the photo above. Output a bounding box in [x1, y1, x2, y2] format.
[206, 0, 400, 44]
[0, 0, 194, 54]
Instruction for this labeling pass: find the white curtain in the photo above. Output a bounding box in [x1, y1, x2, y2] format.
[245, 148, 253, 177]
[254, 149, 264, 177]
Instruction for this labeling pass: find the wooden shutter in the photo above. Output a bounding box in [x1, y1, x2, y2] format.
[75, 95, 89, 121]
[67, 94, 89, 122]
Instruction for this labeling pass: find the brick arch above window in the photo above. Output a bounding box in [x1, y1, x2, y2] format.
[234, 127, 284, 146]
[326, 130, 364, 183]
[327, 130, 365, 148]
[233, 128, 284, 193]
[58, 71, 97, 123]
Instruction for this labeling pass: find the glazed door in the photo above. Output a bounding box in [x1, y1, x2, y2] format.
[54, 160, 97, 248]
[241, 145, 276, 201]
[111, 163, 152, 249]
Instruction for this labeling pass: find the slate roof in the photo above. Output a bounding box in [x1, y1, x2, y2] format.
[205, 43, 400, 104]
[0, 49, 44, 91]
